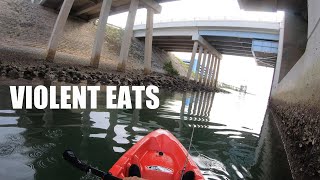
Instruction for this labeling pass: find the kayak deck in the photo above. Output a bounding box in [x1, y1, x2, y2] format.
[109, 129, 204, 180]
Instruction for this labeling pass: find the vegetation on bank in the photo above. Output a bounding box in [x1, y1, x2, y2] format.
[164, 61, 179, 76]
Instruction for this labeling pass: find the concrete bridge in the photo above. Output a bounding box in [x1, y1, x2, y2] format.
[133, 20, 280, 87]
[134, 20, 279, 65]
[34, 0, 176, 74]
[34, 0, 280, 90]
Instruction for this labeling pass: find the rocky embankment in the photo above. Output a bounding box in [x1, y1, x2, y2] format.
[0, 60, 220, 92]
[270, 100, 320, 179]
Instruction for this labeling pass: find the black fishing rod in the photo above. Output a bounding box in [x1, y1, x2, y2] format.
[63, 150, 121, 180]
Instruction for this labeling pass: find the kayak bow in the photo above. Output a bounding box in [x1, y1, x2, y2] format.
[63, 129, 204, 180]
[109, 129, 204, 180]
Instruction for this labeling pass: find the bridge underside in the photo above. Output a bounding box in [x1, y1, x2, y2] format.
[137, 35, 277, 68]
[39, 0, 173, 20]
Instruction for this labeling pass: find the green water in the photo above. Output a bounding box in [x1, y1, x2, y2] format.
[0, 86, 291, 180]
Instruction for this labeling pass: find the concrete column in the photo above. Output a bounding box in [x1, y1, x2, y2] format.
[45, 0, 75, 62]
[143, 8, 154, 75]
[271, 20, 285, 93]
[194, 46, 204, 82]
[187, 41, 199, 79]
[206, 55, 216, 87]
[203, 53, 212, 86]
[274, 12, 307, 82]
[199, 50, 208, 84]
[117, 0, 139, 72]
[209, 56, 219, 87]
[213, 58, 221, 88]
[90, 0, 113, 68]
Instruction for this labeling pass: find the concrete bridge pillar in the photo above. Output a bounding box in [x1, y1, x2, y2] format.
[117, 0, 139, 72]
[90, 0, 113, 68]
[213, 58, 221, 88]
[199, 50, 208, 83]
[45, 0, 75, 62]
[203, 53, 212, 86]
[143, 8, 154, 75]
[195, 46, 204, 82]
[187, 41, 199, 80]
[209, 57, 219, 87]
[206, 55, 216, 87]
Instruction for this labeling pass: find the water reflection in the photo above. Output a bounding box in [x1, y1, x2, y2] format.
[0, 86, 291, 180]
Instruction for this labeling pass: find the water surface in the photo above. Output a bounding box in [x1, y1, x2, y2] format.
[0, 86, 292, 179]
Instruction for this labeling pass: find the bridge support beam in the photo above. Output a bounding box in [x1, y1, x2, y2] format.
[192, 34, 222, 59]
[144, 8, 154, 74]
[45, 0, 75, 62]
[271, 20, 285, 93]
[187, 41, 199, 79]
[203, 53, 212, 86]
[209, 57, 219, 87]
[90, 0, 112, 68]
[206, 55, 215, 86]
[199, 50, 208, 83]
[117, 0, 139, 72]
[195, 46, 203, 82]
[213, 58, 221, 88]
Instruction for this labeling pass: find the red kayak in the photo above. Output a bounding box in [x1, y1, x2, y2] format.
[109, 129, 204, 180]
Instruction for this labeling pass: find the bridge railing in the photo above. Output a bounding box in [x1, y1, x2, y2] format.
[135, 15, 282, 25]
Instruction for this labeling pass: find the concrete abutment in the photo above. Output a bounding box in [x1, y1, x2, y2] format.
[253, 0, 320, 178]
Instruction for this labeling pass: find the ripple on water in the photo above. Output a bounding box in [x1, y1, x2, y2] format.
[7, 134, 24, 143]
[28, 143, 56, 159]
[46, 156, 57, 164]
[36, 159, 48, 169]
[44, 129, 63, 138]
[80, 172, 101, 180]
[0, 134, 24, 156]
[0, 143, 15, 156]
[27, 163, 35, 170]
[28, 150, 43, 158]
[28, 143, 58, 169]
[194, 154, 230, 177]
[31, 156, 58, 169]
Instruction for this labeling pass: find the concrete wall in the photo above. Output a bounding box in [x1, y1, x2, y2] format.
[307, 0, 320, 38]
[278, 12, 308, 81]
[272, 0, 320, 108]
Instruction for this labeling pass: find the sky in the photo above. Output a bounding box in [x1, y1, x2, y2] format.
[107, 0, 282, 95]
[108, 0, 283, 27]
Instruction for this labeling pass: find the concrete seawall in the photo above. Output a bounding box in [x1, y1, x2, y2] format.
[270, 0, 320, 178]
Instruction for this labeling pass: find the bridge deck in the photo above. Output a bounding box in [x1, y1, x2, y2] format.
[134, 20, 280, 67]
[39, 0, 174, 20]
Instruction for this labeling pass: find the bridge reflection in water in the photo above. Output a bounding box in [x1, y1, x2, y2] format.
[0, 86, 291, 180]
